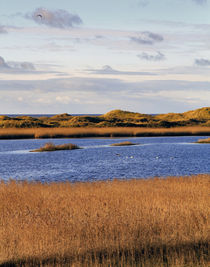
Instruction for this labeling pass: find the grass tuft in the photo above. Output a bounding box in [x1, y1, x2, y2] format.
[196, 137, 210, 144]
[30, 142, 81, 152]
[110, 141, 139, 146]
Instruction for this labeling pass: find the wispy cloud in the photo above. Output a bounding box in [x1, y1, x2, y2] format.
[0, 56, 65, 76]
[130, 31, 164, 45]
[86, 65, 156, 76]
[0, 56, 36, 73]
[137, 51, 165, 61]
[0, 77, 209, 113]
[0, 25, 7, 34]
[138, 0, 149, 7]
[192, 0, 207, 5]
[195, 58, 210, 66]
[25, 7, 83, 29]
[137, 0, 207, 6]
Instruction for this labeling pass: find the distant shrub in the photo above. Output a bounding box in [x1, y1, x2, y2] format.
[110, 141, 139, 146]
[31, 142, 81, 152]
[196, 138, 210, 144]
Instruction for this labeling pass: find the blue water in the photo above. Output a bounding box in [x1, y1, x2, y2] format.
[0, 136, 209, 183]
[0, 114, 102, 118]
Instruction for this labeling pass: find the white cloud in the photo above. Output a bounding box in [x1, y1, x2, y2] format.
[195, 58, 210, 66]
[137, 0, 207, 6]
[86, 65, 156, 76]
[130, 31, 164, 45]
[25, 8, 83, 29]
[137, 51, 166, 61]
[0, 25, 7, 34]
[0, 56, 36, 73]
[192, 0, 207, 5]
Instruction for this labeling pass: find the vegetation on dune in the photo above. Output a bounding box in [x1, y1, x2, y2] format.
[110, 141, 139, 146]
[0, 175, 209, 266]
[195, 137, 210, 144]
[0, 107, 210, 129]
[30, 142, 81, 152]
[155, 107, 210, 127]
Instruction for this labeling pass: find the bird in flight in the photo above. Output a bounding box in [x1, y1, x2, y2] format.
[37, 14, 43, 19]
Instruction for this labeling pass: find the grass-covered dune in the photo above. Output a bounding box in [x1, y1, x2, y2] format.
[0, 175, 209, 266]
[0, 107, 210, 128]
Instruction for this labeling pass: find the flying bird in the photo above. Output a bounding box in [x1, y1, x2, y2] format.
[37, 14, 43, 19]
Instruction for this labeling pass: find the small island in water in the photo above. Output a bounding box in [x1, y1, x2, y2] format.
[30, 142, 81, 152]
[195, 137, 210, 144]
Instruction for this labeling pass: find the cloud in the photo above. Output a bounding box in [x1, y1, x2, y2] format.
[0, 56, 67, 76]
[0, 56, 9, 68]
[130, 31, 164, 45]
[7, 61, 36, 71]
[138, 0, 149, 7]
[192, 0, 207, 5]
[25, 7, 83, 29]
[137, 51, 165, 61]
[138, 0, 207, 6]
[194, 58, 210, 66]
[0, 25, 7, 34]
[0, 56, 36, 73]
[86, 65, 156, 76]
[0, 77, 209, 113]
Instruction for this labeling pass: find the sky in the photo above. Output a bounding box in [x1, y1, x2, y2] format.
[0, 0, 210, 114]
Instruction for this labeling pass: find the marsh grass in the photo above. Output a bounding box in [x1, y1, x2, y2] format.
[30, 142, 81, 152]
[0, 175, 209, 266]
[110, 141, 139, 146]
[196, 137, 210, 144]
[0, 126, 210, 139]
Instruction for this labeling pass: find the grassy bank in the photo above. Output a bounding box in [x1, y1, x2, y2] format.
[0, 126, 210, 139]
[196, 138, 210, 144]
[0, 175, 209, 266]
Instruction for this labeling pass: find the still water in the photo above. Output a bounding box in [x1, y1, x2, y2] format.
[0, 136, 209, 182]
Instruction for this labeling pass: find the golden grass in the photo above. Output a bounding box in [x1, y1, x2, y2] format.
[30, 142, 81, 152]
[0, 126, 210, 139]
[0, 175, 209, 266]
[196, 138, 210, 144]
[110, 141, 139, 146]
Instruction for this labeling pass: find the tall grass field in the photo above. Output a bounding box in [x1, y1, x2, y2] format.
[0, 175, 209, 266]
[0, 126, 210, 139]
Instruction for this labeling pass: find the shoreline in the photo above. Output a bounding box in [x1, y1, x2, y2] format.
[0, 126, 210, 140]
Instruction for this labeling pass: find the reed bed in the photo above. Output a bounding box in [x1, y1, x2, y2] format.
[0, 175, 209, 266]
[30, 142, 81, 152]
[110, 141, 139, 146]
[0, 126, 210, 139]
[196, 138, 210, 144]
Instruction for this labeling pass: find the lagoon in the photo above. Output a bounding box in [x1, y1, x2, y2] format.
[0, 136, 209, 182]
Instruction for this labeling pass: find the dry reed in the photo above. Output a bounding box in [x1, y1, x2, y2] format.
[0, 175, 209, 266]
[0, 126, 210, 139]
[30, 142, 81, 152]
[110, 141, 139, 146]
[196, 138, 210, 144]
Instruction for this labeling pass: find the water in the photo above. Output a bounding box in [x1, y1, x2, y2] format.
[0, 136, 209, 183]
[0, 114, 102, 118]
